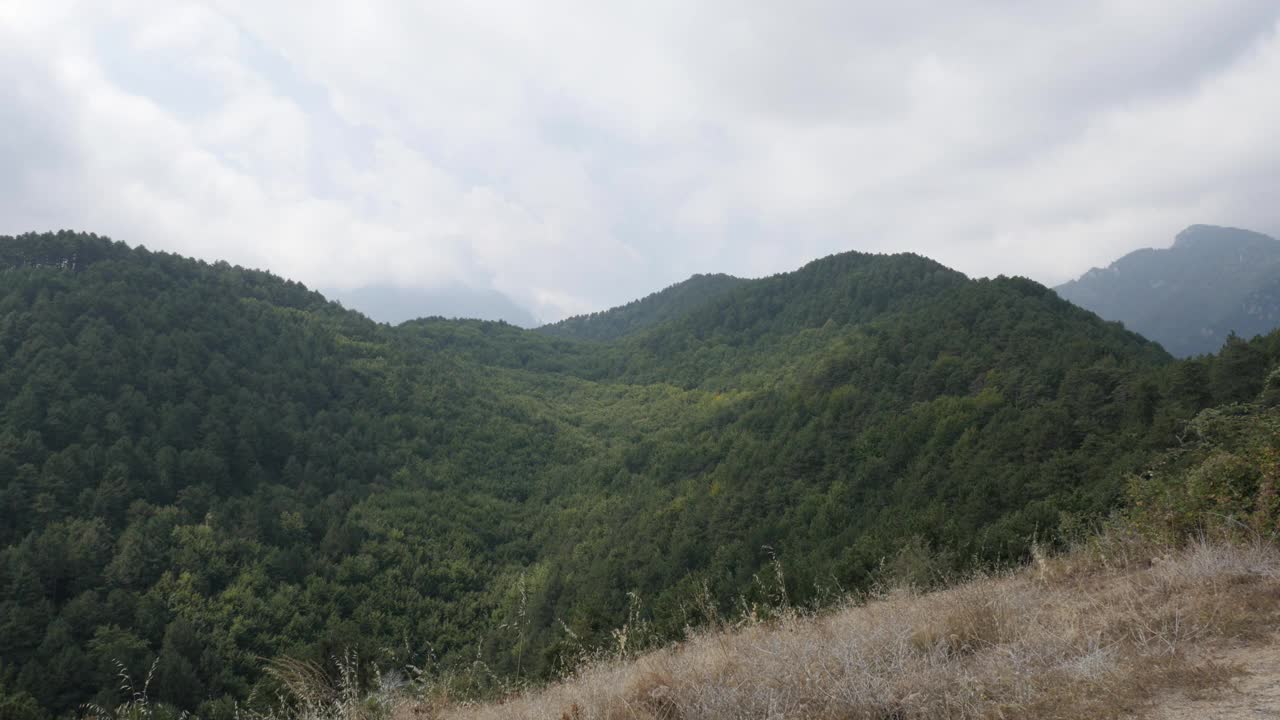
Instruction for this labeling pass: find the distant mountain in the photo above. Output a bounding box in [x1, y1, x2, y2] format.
[1217, 276, 1280, 343]
[327, 284, 538, 327]
[537, 272, 747, 340]
[1055, 225, 1280, 356]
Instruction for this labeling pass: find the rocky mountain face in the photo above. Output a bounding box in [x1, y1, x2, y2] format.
[1055, 225, 1280, 356]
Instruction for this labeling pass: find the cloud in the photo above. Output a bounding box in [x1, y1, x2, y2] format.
[2, 1, 1279, 320]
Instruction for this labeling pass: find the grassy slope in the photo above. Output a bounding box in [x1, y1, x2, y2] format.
[414, 537, 1279, 720]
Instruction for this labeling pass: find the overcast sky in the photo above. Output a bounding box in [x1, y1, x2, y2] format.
[3, 2, 1279, 322]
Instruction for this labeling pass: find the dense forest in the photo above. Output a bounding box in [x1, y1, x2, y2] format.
[2, 231, 1278, 719]
[537, 273, 747, 341]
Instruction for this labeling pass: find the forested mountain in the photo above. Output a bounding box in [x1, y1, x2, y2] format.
[1055, 224, 1280, 356]
[2, 231, 1277, 719]
[537, 272, 746, 341]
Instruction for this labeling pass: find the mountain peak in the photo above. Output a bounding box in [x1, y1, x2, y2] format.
[537, 272, 747, 341]
[1057, 224, 1280, 356]
[1172, 224, 1277, 251]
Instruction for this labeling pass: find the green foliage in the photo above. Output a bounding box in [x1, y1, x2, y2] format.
[1129, 402, 1280, 541]
[0, 683, 48, 720]
[537, 273, 747, 341]
[1, 231, 1276, 718]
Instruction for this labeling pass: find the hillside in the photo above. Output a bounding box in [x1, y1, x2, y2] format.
[1055, 225, 1280, 357]
[1214, 276, 1280, 344]
[418, 538, 1280, 720]
[2, 232, 1275, 719]
[537, 273, 747, 341]
[433, 391, 1280, 720]
[277, 397, 1280, 720]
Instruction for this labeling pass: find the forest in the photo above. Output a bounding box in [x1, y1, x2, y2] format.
[2, 231, 1278, 719]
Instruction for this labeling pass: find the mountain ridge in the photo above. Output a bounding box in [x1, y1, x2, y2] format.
[1055, 224, 1280, 356]
[537, 272, 748, 342]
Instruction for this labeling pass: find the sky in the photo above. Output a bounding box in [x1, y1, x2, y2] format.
[3, 2, 1280, 323]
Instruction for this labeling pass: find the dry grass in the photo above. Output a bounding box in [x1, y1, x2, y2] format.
[408, 535, 1280, 720]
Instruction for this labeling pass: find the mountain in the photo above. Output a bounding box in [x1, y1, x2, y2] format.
[325, 284, 538, 327]
[1214, 275, 1280, 343]
[537, 272, 747, 341]
[1055, 224, 1280, 356]
[4, 231, 1277, 719]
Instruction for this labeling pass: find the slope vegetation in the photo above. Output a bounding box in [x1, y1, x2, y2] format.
[424, 538, 1280, 720]
[292, 396, 1280, 720]
[538, 273, 747, 342]
[1, 232, 1275, 718]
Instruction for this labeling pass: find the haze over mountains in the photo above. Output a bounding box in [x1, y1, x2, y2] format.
[324, 224, 1280, 358]
[325, 285, 539, 328]
[6, 230, 1279, 718]
[1056, 224, 1280, 357]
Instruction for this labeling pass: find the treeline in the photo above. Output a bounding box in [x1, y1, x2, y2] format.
[537, 273, 747, 342]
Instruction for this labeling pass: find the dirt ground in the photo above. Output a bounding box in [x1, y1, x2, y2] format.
[1145, 640, 1280, 719]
